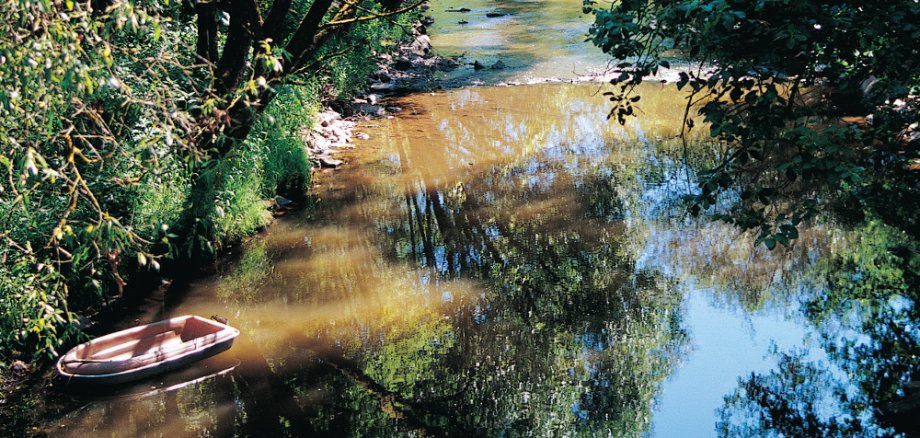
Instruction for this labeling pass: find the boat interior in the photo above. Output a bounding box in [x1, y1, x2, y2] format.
[81, 317, 224, 361]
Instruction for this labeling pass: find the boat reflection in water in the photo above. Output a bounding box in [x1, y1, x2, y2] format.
[63, 352, 241, 403]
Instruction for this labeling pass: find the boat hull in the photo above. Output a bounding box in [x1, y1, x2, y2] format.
[57, 315, 240, 385]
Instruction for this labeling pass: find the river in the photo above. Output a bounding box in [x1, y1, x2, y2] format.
[30, 1, 918, 436]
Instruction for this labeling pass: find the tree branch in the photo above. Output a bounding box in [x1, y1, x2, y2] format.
[263, 0, 293, 43]
[322, 0, 424, 28]
[282, 0, 335, 73]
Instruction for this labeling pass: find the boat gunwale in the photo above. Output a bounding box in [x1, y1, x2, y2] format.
[56, 315, 240, 383]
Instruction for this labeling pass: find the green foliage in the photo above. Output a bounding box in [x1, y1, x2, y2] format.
[0, 0, 419, 359]
[255, 84, 318, 199]
[584, 0, 920, 247]
[319, 9, 419, 98]
[1, 0, 192, 358]
[183, 88, 317, 253]
[186, 152, 273, 254]
[0, 255, 77, 358]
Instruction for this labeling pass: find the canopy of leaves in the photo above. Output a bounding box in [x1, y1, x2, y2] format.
[584, 0, 920, 247]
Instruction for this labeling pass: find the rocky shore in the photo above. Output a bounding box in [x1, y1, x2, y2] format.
[300, 7, 702, 173]
[303, 10, 460, 171]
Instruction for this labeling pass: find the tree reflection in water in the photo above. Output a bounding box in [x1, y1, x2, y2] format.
[364, 181, 686, 434]
[719, 224, 920, 437]
[307, 87, 692, 435]
[34, 84, 918, 436]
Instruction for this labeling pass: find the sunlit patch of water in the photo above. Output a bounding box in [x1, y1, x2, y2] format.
[39, 83, 909, 437]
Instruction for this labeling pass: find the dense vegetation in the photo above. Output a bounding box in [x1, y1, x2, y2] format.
[584, 0, 919, 248]
[0, 0, 420, 360]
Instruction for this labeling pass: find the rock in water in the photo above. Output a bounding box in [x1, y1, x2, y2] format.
[316, 110, 341, 127]
[355, 104, 386, 117]
[319, 156, 343, 168]
[370, 82, 397, 92]
[274, 196, 293, 208]
[437, 57, 461, 71]
[473, 60, 486, 70]
[371, 70, 392, 83]
[491, 60, 506, 70]
[486, 12, 506, 17]
[308, 133, 332, 151]
[408, 35, 432, 56]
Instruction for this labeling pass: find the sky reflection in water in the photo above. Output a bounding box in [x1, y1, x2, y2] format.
[43, 84, 905, 437]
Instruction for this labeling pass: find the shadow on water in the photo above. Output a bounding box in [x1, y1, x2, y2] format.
[30, 83, 920, 437]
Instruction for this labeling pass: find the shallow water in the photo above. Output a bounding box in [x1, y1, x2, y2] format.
[36, 83, 908, 436]
[427, 0, 612, 82]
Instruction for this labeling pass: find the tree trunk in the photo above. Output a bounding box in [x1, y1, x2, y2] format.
[195, 1, 219, 63]
[177, 0, 413, 257]
[215, 0, 262, 94]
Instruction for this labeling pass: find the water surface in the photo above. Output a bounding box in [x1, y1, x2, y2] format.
[427, 0, 612, 83]
[38, 83, 909, 436]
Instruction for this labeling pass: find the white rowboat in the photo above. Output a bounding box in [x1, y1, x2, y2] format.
[57, 315, 240, 385]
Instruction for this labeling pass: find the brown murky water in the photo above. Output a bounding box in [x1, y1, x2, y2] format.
[38, 84, 903, 436]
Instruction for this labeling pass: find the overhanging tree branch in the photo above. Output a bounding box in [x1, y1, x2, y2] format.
[323, 0, 426, 27]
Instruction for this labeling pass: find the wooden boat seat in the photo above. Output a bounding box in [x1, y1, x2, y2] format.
[179, 317, 223, 342]
[88, 330, 183, 361]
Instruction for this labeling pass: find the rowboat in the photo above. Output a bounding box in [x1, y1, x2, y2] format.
[57, 315, 240, 385]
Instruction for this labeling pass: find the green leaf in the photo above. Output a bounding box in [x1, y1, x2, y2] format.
[764, 238, 777, 250]
[775, 233, 789, 246]
[676, 72, 689, 90]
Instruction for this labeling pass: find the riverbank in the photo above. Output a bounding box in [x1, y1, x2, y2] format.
[0, 7, 440, 434]
[20, 79, 918, 436]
